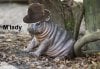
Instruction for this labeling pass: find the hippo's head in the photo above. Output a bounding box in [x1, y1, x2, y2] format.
[27, 21, 45, 35]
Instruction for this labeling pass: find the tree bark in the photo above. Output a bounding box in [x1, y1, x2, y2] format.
[84, 0, 100, 51]
[74, 0, 100, 56]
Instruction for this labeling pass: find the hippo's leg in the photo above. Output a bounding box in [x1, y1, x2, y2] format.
[29, 38, 52, 57]
[23, 37, 38, 52]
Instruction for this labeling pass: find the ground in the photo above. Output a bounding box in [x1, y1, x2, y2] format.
[0, 33, 100, 69]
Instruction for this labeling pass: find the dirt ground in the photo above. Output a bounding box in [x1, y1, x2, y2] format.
[0, 33, 100, 69]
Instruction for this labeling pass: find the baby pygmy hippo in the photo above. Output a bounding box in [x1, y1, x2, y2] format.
[23, 3, 75, 59]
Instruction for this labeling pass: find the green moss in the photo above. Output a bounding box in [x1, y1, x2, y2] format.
[64, 18, 75, 32]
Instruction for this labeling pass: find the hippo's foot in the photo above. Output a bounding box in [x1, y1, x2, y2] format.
[21, 48, 31, 52]
[54, 56, 65, 62]
[29, 52, 40, 57]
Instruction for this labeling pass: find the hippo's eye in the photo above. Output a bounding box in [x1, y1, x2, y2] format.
[36, 23, 41, 26]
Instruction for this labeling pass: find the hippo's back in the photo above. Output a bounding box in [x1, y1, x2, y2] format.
[46, 25, 75, 58]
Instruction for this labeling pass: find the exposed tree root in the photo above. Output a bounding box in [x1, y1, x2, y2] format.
[74, 30, 100, 56]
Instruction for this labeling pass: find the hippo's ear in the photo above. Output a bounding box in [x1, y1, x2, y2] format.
[43, 9, 51, 22]
[44, 9, 51, 17]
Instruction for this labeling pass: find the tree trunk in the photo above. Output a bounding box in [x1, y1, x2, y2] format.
[84, 0, 100, 51]
[74, 0, 100, 56]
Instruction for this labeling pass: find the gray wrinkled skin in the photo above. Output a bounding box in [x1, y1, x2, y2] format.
[23, 17, 75, 59]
